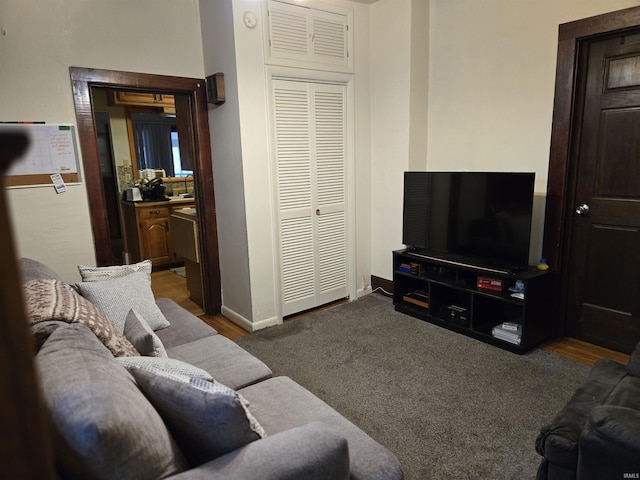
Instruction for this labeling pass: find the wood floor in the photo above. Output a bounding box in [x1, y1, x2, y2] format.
[151, 269, 247, 340]
[150, 269, 630, 367]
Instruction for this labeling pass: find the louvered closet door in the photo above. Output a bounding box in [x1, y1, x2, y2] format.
[268, 0, 350, 69]
[272, 79, 347, 317]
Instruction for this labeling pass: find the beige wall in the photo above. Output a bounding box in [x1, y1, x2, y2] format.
[370, 0, 640, 281]
[1, 0, 204, 281]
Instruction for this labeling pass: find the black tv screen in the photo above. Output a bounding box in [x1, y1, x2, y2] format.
[402, 172, 535, 272]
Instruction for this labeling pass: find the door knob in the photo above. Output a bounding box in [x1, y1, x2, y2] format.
[575, 203, 590, 215]
[316, 209, 320, 216]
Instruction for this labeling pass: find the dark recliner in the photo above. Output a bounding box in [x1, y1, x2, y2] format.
[535, 343, 640, 480]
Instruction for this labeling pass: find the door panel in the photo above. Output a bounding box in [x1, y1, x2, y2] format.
[273, 79, 348, 317]
[566, 32, 640, 353]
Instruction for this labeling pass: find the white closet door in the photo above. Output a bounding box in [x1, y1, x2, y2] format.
[272, 79, 347, 316]
[267, 0, 351, 71]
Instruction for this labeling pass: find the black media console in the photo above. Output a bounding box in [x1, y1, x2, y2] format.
[392, 249, 554, 354]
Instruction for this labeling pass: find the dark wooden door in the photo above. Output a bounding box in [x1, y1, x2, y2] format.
[566, 31, 640, 353]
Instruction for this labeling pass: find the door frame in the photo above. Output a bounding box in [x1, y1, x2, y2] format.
[543, 6, 640, 336]
[70, 67, 221, 314]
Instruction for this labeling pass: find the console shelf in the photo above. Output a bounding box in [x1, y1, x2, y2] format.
[392, 249, 554, 354]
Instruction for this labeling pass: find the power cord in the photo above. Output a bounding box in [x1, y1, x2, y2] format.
[372, 286, 393, 297]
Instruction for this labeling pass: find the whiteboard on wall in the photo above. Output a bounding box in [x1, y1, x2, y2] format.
[1, 124, 81, 187]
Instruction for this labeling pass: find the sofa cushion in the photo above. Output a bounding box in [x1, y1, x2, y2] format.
[154, 298, 217, 348]
[31, 320, 67, 352]
[36, 323, 188, 480]
[628, 342, 640, 377]
[76, 271, 170, 332]
[77, 259, 153, 282]
[24, 279, 138, 357]
[240, 376, 404, 480]
[166, 335, 273, 390]
[19, 257, 64, 283]
[168, 422, 350, 480]
[129, 367, 265, 466]
[124, 309, 167, 357]
[116, 356, 214, 382]
[604, 375, 640, 411]
[535, 358, 628, 469]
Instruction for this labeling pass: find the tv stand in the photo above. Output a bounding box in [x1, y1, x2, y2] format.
[393, 249, 554, 354]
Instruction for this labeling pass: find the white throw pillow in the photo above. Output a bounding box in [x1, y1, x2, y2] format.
[116, 356, 213, 381]
[77, 260, 153, 282]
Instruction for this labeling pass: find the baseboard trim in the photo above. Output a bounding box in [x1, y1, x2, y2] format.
[371, 275, 393, 297]
[221, 306, 281, 332]
[357, 286, 372, 298]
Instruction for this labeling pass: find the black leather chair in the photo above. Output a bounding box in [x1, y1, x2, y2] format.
[535, 343, 640, 480]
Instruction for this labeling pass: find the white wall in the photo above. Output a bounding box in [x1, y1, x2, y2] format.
[0, 0, 205, 282]
[369, 0, 413, 279]
[369, 0, 640, 281]
[199, 0, 254, 325]
[6, 0, 639, 307]
[427, 0, 640, 267]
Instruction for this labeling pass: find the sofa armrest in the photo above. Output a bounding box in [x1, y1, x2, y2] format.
[577, 405, 640, 480]
[535, 359, 628, 470]
[167, 422, 349, 480]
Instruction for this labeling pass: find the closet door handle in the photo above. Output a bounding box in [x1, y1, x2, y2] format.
[316, 209, 320, 216]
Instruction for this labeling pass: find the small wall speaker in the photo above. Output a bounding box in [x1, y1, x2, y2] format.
[206, 73, 225, 105]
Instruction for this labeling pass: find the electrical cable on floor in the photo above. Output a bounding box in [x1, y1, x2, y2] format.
[372, 286, 393, 297]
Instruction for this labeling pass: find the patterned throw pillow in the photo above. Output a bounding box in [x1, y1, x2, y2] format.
[23, 279, 138, 357]
[129, 367, 265, 466]
[123, 309, 168, 357]
[76, 271, 170, 332]
[116, 356, 213, 381]
[77, 260, 153, 282]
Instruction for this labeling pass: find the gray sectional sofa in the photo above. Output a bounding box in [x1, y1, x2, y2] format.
[20, 258, 404, 480]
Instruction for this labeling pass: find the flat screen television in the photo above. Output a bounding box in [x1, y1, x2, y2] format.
[402, 172, 535, 273]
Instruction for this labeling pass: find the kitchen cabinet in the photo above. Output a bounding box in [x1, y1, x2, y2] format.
[122, 199, 194, 268]
[111, 91, 175, 108]
[170, 208, 202, 306]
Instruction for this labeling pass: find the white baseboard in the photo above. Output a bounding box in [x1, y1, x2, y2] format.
[221, 305, 281, 332]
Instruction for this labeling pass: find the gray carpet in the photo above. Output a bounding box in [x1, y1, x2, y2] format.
[235, 294, 590, 480]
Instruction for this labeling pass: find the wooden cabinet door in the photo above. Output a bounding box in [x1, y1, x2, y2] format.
[140, 217, 173, 266]
[112, 91, 175, 107]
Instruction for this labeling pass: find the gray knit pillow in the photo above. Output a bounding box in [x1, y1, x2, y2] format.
[76, 271, 170, 333]
[77, 260, 152, 282]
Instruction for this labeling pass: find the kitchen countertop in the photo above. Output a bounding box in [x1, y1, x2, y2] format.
[122, 197, 195, 207]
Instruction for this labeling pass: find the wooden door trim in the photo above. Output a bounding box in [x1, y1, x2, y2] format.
[70, 67, 221, 314]
[543, 5, 640, 336]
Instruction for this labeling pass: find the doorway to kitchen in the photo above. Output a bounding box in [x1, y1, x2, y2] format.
[70, 67, 221, 314]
